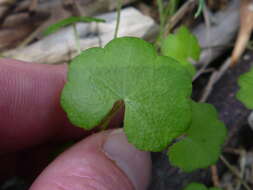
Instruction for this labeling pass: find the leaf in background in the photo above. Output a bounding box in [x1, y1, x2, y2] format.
[161, 26, 201, 77]
[183, 183, 222, 190]
[43, 16, 106, 36]
[237, 67, 253, 109]
[61, 37, 192, 151]
[183, 183, 207, 190]
[168, 101, 227, 172]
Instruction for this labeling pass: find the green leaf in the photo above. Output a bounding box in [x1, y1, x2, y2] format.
[168, 101, 227, 172]
[183, 183, 207, 190]
[161, 26, 201, 77]
[183, 183, 222, 190]
[61, 37, 192, 151]
[43, 16, 106, 36]
[236, 67, 253, 109]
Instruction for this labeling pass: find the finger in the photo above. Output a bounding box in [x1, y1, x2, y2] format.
[0, 58, 86, 152]
[29, 129, 151, 190]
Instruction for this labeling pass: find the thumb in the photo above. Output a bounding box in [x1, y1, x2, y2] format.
[29, 129, 151, 190]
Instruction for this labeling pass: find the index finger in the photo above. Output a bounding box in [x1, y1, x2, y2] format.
[0, 59, 86, 152]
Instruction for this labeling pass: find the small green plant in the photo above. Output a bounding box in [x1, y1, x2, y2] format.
[183, 182, 222, 190]
[46, 5, 226, 189]
[60, 27, 227, 174]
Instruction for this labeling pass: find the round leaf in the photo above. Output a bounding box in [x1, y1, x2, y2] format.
[168, 101, 227, 172]
[161, 26, 201, 77]
[61, 37, 192, 151]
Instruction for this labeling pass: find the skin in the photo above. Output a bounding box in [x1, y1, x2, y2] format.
[0, 58, 151, 190]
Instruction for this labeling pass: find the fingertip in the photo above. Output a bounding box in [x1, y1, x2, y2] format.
[0, 59, 70, 151]
[30, 129, 151, 190]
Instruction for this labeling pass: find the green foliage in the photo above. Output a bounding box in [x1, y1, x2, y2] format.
[43, 16, 105, 36]
[61, 37, 192, 151]
[183, 183, 222, 190]
[161, 26, 201, 77]
[236, 67, 253, 109]
[61, 35, 225, 172]
[168, 101, 227, 172]
[183, 183, 207, 190]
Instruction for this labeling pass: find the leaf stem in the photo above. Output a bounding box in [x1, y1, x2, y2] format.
[194, 0, 205, 18]
[100, 100, 124, 131]
[157, 0, 165, 38]
[114, 0, 122, 39]
[155, 0, 166, 48]
[73, 23, 81, 54]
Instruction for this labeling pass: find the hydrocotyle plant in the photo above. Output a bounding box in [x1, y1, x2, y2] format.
[61, 29, 227, 173]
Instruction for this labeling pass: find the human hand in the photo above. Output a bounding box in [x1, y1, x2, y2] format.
[0, 58, 151, 190]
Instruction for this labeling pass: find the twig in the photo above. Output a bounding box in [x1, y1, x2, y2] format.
[236, 150, 247, 190]
[224, 148, 245, 155]
[29, 0, 38, 12]
[211, 165, 220, 187]
[231, 0, 253, 65]
[0, 0, 18, 25]
[17, 20, 48, 48]
[63, 0, 82, 17]
[193, 0, 239, 67]
[215, 57, 232, 82]
[220, 155, 251, 190]
[199, 71, 218, 102]
[198, 58, 231, 102]
[164, 0, 196, 36]
[193, 4, 212, 81]
[114, 0, 122, 38]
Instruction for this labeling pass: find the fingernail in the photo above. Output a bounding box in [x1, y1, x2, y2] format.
[103, 129, 151, 190]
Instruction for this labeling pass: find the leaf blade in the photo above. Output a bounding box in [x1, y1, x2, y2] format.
[43, 16, 106, 36]
[168, 101, 227, 172]
[61, 37, 193, 151]
[161, 26, 201, 77]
